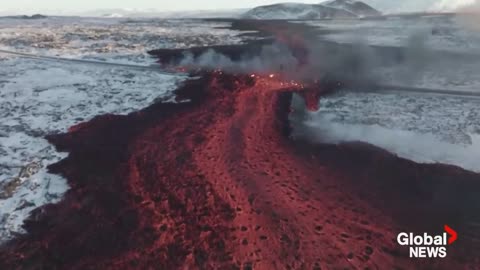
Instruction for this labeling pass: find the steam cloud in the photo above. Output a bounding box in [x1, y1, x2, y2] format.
[173, 13, 479, 173]
[176, 33, 431, 89]
[295, 110, 480, 173]
[179, 43, 299, 74]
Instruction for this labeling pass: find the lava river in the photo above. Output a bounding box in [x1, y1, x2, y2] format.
[0, 70, 479, 270]
[1, 21, 480, 270]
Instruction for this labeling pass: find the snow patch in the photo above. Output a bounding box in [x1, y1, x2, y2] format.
[242, 2, 380, 20]
[304, 115, 480, 173]
[293, 91, 480, 172]
[0, 16, 258, 243]
[0, 57, 186, 242]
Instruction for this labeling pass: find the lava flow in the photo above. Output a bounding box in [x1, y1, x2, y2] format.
[1, 20, 480, 270]
[0, 69, 479, 270]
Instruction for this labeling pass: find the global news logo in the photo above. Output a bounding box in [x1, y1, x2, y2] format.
[397, 225, 457, 258]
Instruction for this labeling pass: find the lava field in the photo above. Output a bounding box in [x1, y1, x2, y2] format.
[0, 20, 480, 270]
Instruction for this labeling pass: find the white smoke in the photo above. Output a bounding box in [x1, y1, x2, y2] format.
[432, 0, 479, 11]
[177, 27, 435, 87]
[178, 43, 299, 74]
[296, 112, 480, 173]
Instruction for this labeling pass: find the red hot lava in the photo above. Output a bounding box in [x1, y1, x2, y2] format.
[1, 71, 479, 270]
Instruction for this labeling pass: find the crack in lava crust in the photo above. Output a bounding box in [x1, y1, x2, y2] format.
[1, 72, 480, 269]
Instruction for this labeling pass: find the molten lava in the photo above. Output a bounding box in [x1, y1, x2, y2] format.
[1, 20, 480, 270]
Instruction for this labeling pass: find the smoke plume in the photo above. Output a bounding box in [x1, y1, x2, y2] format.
[178, 42, 299, 74]
[176, 31, 432, 90]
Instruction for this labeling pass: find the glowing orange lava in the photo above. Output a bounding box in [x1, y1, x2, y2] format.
[0, 72, 478, 270]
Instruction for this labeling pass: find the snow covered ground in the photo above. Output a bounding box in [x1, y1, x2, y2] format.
[0, 17, 253, 242]
[305, 15, 480, 91]
[308, 15, 480, 53]
[0, 17, 253, 64]
[297, 91, 480, 172]
[242, 0, 380, 20]
[298, 14, 480, 172]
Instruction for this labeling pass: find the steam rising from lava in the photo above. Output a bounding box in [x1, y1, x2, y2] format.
[171, 33, 435, 92]
[179, 42, 300, 74]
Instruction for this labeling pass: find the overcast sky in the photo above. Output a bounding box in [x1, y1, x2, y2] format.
[2, 0, 320, 13]
[0, 0, 476, 14]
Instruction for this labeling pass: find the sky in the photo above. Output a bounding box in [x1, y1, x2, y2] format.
[1, 0, 321, 13]
[0, 0, 477, 15]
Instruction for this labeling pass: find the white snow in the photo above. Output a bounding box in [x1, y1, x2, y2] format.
[0, 17, 254, 242]
[0, 17, 255, 65]
[306, 15, 480, 92]
[359, 0, 473, 14]
[242, 3, 358, 20]
[322, 0, 381, 16]
[0, 57, 186, 242]
[308, 16, 480, 53]
[293, 13, 480, 173]
[295, 91, 480, 172]
[242, 0, 380, 20]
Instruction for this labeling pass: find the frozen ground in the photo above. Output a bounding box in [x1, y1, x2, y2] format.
[307, 15, 480, 92]
[296, 90, 480, 172]
[293, 14, 480, 173]
[0, 17, 253, 242]
[0, 17, 254, 64]
[308, 15, 480, 53]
